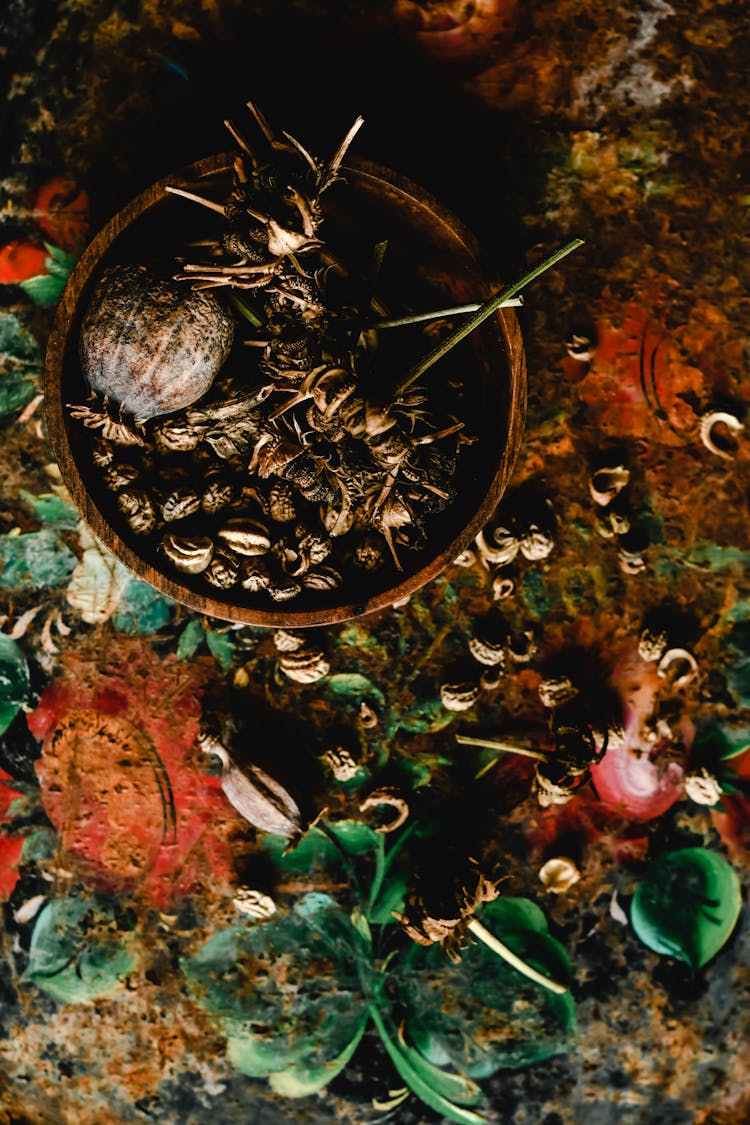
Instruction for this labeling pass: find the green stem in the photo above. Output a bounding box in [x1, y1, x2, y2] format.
[229, 291, 264, 328]
[367, 818, 419, 916]
[467, 919, 568, 995]
[395, 238, 584, 396]
[456, 735, 548, 761]
[376, 298, 522, 330]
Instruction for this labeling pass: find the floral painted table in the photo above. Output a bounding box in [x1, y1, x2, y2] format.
[1, 2, 749, 1123]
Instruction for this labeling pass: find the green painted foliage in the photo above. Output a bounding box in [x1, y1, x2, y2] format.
[0, 634, 30, 736]
[262, 820, 379, 875]
[19, 244, 76, 308]
[391, 897, 576, 1078]
[184, 893, 371, 1089]
[20, 491, 79, 530]
[113, 576, 174, 634]
[24, 897, 138, 1003]
[630, 848, 742, 970]
[0, 530, 77, 590]
[0, 312, 41, 417]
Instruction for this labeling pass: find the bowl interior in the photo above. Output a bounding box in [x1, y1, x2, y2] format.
[45, 155, 526, 626]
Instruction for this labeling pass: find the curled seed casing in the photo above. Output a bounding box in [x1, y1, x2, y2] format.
[217, 518, 271, 556]
[103, 463, 139, 491]
[204, 553, 239, 589]
[268, 578, 302, 602]
[273, 629, 305, 652]
[538, 676, 579, 708]
[279, 647, 330, 683]
[468, 636, 506, 667]
[117, 490, 156, 535]
[162, 489, 202, 522]
[303, 566, 342, 590]
[163, 534, 214, 574]
[202, 478, 235, 515]
[240, 558, 271, 591]
[519, 526, 555, 561]
[440, 682, 481, 711]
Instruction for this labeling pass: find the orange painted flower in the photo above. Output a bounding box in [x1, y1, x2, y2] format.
[28, 639, 245, 908]
[0, 241, 47, 285]
[0, 768, 26, 899]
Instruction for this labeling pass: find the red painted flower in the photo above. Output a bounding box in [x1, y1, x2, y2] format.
[28, 639, 246, 908]
[0, 768, 27, 900]
[0, 241, 48, 285]
[32, 176, 89, 252]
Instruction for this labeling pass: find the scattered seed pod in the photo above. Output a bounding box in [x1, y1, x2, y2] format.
[657, 647, 698, 689]
[492, 573, 515, 600]
[268, 578, 302, 602]
[479, 667, 504, 691]
[163, 533, 214, 574]
[519, 525, 555, 561]
[475, 527, 519, 567]
[153, 418, 204, 454]
[684, 768, 722, 805]
[359, 701, 378, 728]
[699, 410, 744, 461]
[539, 856, 581, 893]
[91, 440, 114, 468]
[200, 733, 301, 839]
[538, 676, 579, 708]
[589, 465, 630, 506]
[273, 629, 305, 652]
[507, 629, 537, 664]
[638, 625, 669, 663]
[117, 489, 156, 535]
[440, 681, 481, 711]
[324, 747, 360, 782]
[279, 646, 330, 683]
[535, 772, 575, 807]
[201, 477, 234, 515]
[468, 634, 506, 667]
[359, 787, 409, 833]
[595, 505, 631, 538]
[453, 549, 476, 567]
[565, 330, 594, 362]
[353, 538, 385, 570]
[233, 888, 277, 919]
[268, 481, 297, 523]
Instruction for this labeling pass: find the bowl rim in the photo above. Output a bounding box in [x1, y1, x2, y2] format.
[45, 153, 527, 628]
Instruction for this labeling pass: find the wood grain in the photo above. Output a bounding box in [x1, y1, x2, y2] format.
[45, 154, 527, 627]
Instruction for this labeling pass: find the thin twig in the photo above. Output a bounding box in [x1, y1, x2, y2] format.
[456, 735, 548, 761]
[395, 239, 584, 396]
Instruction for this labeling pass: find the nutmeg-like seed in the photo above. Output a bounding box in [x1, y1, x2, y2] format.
[204, 553, 239, 589]
[161, 489, 201, 522]
[163, 534, 214, 574]
[279, 647, 330, 683]
[440, 682, 481, 711]
[117, 490, 156, 535]
[217, 519, 271, 556]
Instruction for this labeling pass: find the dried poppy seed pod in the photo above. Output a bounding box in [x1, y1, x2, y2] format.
[117, 489, 156, 535]
[80, 264, 234, 422]
[102, 462, 139, 492]
[440, 681, 481, 712]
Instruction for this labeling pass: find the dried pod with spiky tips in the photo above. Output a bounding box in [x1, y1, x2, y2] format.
[396, 859, 499, 961]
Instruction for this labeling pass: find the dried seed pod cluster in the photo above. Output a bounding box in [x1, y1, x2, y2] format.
[69, 105, 472, 604]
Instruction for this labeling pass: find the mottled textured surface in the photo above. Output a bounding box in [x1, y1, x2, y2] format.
[1, 2, 749, 1123]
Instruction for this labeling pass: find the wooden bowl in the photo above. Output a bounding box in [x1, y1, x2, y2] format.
[45, 154, 526, 627]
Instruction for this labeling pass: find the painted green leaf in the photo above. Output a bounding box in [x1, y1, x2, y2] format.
[19, 245, 76, 308]
[0, 530, 77, 591]
[206, 630, 235, 672]
[184, 893, 370, 1079]
[20, 491, 79, 530]
[0, 634, 30, 737]
[391, 897, 576, 1079]
[630, 848, 742, 970]
[263, 820, 379, 874]
[0, 312, 41, 417]
[23, 896, 138, 1003]
[398, 699, 455, 734]
[325, 673, 386, 709]
[113, 577, 174, 634]
[268, 1014, 369, 1097]
[369, 870, 409, 925]
[177, 619, 205, 660]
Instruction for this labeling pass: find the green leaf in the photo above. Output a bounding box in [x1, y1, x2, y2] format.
[369, 1004, 487, 1125]
[263, 820, 379, 875]
[393, 1022, 484, 1106]
[113, 577, 174, 634]
[205, 630, 235, 672]
[0, 634, 30, 737]
[268, 1014, 369, 1097]
[19, 245, 75, 308]
[23, 896, 138, 1004]
[397, 699, 455, 734]
[0, 312, 42, 417]
[368, 871, 409, 925]
[0, 529, 77, 591]
[20, 491, 80, 530]
[184, 893, 370, 1079]
[630, 848, 742, 970]
[391, 897, 576, 1079]
[325, 673, 386, 710]
[177, 619, 205, 660]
